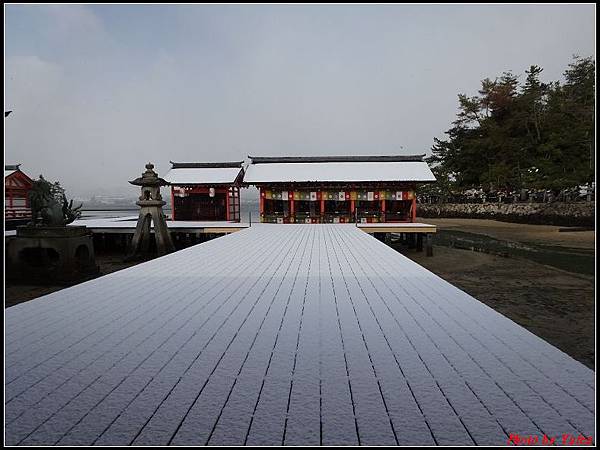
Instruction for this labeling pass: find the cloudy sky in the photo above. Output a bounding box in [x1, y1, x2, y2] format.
[4, 4, 595, 198]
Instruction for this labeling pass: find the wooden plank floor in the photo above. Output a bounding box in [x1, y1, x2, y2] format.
[69, 217, 250, 234]
[4, 225, 595, 446]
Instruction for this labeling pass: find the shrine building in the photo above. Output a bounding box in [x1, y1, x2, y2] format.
[243, 155, 436, 224]
[163, 161, 244, 222]
[5, 164, 33, 223]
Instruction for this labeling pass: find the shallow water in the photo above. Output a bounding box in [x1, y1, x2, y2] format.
[79, 209, 144, 219]
[433, 229, 594, 276]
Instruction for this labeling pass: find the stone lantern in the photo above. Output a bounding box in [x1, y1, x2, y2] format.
[128, 162, 175, 258]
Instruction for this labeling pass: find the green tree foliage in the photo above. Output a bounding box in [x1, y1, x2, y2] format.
[428, 56, 595, 194]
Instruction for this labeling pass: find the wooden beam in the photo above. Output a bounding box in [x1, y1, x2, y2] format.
[357, 226, 437, 234]
[171, 187, 176, 221]
[426, 233, 433, 257]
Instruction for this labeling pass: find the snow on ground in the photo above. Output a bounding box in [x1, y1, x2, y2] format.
[70, 216, 249, 229]
[4, 224, 595, 445]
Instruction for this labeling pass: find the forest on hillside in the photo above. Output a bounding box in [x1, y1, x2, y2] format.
[425, 55, 595, 201]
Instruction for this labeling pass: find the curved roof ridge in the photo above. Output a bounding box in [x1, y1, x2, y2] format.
[170, 161, 244, 169]
[248, 155, 425, 164]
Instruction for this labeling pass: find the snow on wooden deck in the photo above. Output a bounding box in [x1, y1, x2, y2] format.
[4, 224, 595, 446]
[70, 217, 249, 232]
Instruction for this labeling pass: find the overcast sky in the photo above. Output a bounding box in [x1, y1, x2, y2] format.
[4, 4, 595, 198]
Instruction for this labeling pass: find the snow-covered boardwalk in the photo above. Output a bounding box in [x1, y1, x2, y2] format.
[5, 225, 595, 445]
[69, 217, 249, 234]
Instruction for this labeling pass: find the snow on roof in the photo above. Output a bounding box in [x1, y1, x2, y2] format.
[163, 166, 244, 185]
[248, 155, 426, 163]
[5, 164, 21, 179]
[170, 161, 243, 169]
[244, 161, 436, 184]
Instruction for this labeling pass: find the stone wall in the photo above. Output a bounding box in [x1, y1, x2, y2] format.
[417, 202, 595, 227]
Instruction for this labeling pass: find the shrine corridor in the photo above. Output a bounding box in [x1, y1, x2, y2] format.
[5, 224, 595, 446]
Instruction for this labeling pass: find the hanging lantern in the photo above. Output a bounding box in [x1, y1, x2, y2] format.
[209, 187, 215, 197]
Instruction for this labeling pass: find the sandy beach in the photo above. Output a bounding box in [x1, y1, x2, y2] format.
[419, 217, 595, 249]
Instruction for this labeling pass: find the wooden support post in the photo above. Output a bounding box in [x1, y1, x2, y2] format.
[381, 199, 386, 223]
[411, 193, 417, 222]
[408, 233, 416, 249]
[225, 199, 230, 222]
[320, 194, 325, 223]
[416, 234, 423, 252]
[234, 187, 240, 222]
[171, 187, 176, 221]
[259, 189, 264, 222]
[426, 233, 433, 257]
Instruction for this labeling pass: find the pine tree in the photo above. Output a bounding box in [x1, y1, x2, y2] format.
[428, 56, 595, 197]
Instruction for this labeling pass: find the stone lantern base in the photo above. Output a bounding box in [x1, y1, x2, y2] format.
[6, 226, 99, 284]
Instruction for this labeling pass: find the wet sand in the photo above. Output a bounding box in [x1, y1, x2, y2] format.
[419, 217, 595, 249]
[4, 252, 138, 308]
